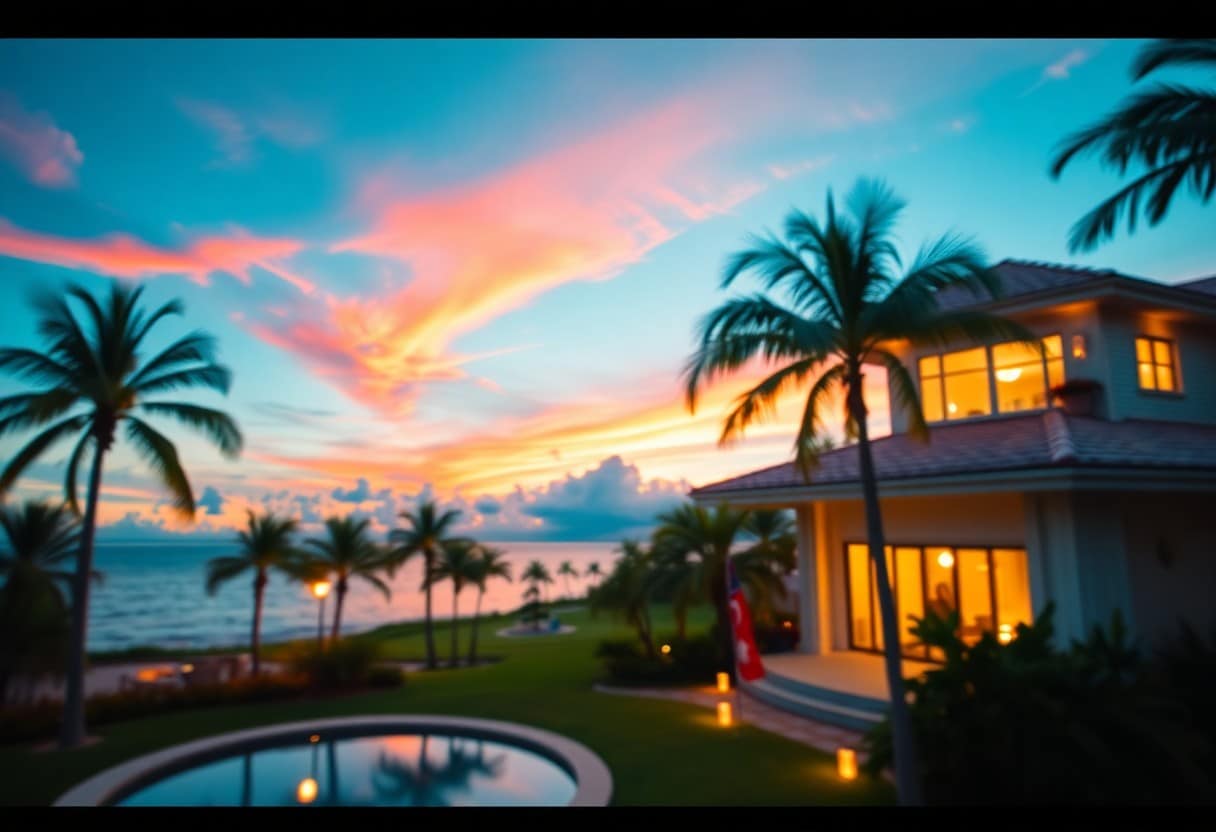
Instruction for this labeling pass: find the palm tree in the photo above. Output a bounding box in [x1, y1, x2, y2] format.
[0, 280, 242, 748]
[1051, 39, 1216, 252]
[585, 561, 603, 588]
[522, 560, 554, 604]
[205, 511, 300, 675]
[0, 501, 83, 704]
[466, 546, 511, 665]
[589, 541, 658, 657]
[303, 516, 391, 641]
[739, 509, 797, 625]
[389, 501, 462, 670]
[683, 178, 1032, 805]
[557, 560, 578, 599]
[651, 502, 789, 647]
[428, 537, 480, 667]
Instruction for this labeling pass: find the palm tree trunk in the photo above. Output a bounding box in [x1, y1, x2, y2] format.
[331, 577, 347, 643]
[60, 438, 106, 749]
[450, 588, 459, 668]
[251, 570, 267, 676]
[467, 590, 483, 665]
[423, 552, 437, 670]
[849, 373, 924, 806]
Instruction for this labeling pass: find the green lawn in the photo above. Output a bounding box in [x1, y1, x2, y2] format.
[0, 605, 892, 806]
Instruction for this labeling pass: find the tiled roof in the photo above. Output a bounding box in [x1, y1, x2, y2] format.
[690, 412, 1216, 497]
[933, 259, 1216, 312]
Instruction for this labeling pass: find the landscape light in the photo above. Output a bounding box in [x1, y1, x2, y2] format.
[660, 644, 671, 655]
[717, 701, 733, 727]
[296, 777, 318, 804]
[716, 672, 730, 694]
[837, 748, 858, 781]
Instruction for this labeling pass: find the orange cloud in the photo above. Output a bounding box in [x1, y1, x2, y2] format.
[0, 219, 310, 290]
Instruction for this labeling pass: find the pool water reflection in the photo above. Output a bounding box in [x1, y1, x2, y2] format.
[118, 733, 578, 806]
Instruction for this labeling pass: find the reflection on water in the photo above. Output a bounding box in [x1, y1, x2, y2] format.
[118, 733, 577, 806]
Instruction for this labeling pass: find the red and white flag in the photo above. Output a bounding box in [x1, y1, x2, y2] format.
[728, 559, 765, 682]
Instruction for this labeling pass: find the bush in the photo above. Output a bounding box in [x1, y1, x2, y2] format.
[366, 664, 406, 689]
[863, 604, 1216, 804]
[287, 638, 383, 691]
[595, 634, 720, 686]
[753, 616, 799, 654]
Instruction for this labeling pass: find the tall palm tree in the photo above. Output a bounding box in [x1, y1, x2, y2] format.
[205, 511, 300, 675]
[0, 501, 83, 704]
[389, 501, 462, 670]
[585, 561, 603, 588]
[521, 560, 554, 604]
[557, 560, 578, 599]
[589, 541, 657, 657]
[303, 516, 391, 641]
[740, 509, 798, 624]
[466, 546, 511, 665]
[0, 280, 242, 748]
[428, 537, 480, 667]
[1051, 39, 1216, 251]
[683, 178, 1031, 805]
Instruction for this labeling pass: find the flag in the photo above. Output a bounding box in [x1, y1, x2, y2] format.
[727, 559, 765, 682]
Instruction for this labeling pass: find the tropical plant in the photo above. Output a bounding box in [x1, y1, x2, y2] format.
[303, 516, 391, 641]
[428, 537, 481, 667]
[388, 501, 462, 670]
[286, 636, 385, 691]
[521, 560, 554, 609]
[589, 541, 657, 657]
[1051, 38, 1216, 252]
[557, 560, 578, 599]
[738, 509, 797, 625]
[0, 280, 242, 748]
[682, 178, 1032, 805]
[466, 546, 512, 664]
[0, 501, 83, 705]
[205, 510, 301, 675]
[585, 561, 603, 588]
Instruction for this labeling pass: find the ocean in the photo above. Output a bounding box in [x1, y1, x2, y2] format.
[88, 540, 619, 653]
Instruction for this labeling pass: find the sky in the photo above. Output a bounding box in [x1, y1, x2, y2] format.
[1, 38, 1213, 543]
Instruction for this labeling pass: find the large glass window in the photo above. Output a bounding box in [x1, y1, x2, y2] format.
[1136, 336, 1178, 392]
[845, 543, 1034, 660]
[919, 336, 1065, 423]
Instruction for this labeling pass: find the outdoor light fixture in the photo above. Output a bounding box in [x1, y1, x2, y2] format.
[312, 580, 332, 650]
[311, 581, 331, 600]
[782, 620, 793, 630]
[309, 734, 321, 744]
[716, 672, 730, 694]
[937, 551, 955, 569]
[1072, 334, 1087, 359]
[296, 777, 318, 804]
[717, 701, 733, 727]
[998, 624, 1014, 644]
[837, 748, 858, 781]
[660, 644, 672, 655]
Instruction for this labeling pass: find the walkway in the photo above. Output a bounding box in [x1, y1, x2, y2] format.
[593, 682, 868, 760]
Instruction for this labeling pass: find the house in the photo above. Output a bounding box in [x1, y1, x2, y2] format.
[690, 259, 1216, 730]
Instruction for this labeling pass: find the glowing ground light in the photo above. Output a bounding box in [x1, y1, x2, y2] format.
[296, 777, 318, 804]
[837, 748, 858, 781]
[717, 701, 733, 727]
[660, 644, 671, 655]
[716, 672, 730, 694]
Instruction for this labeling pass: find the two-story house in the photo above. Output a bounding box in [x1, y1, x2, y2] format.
[690, 259, 1216, 730]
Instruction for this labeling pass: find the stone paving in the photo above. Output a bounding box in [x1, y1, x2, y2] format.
[593, 682, 868, 760]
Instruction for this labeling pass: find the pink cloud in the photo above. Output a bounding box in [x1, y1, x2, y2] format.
[0, 218, 309, 289]
[0, 93, 84, 188]
[244, 91, 768, 415]
[177, 97, 324, 167]
[768, 155, 835, 181]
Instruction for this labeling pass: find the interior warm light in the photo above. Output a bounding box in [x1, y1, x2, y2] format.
[837, 747, 858, 781]
[947, 402, 959, 414]
[998, 624, 1014, 645]
[296, 777, 318, 804]
[716, 672, 731, 694]
[1072, 334, 1087, 359]
[782, 620, 794, 630]
[179, 663, 194, 674]
[309, 734, 321, 744]
[660, 644, 672, 655]
[995, 368, 1022, 383]
[311, 581, 332, 600]
[937, 551, 955, 569]
[717, 701, 733, 727]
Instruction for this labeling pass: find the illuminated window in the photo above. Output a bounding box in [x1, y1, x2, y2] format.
[919, 336, 1064, 422]
[845, 543, 1034, 660]
[1135, 336, 1178, 392]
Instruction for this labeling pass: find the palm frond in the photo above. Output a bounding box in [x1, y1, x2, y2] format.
[719, 357, 819, 446]
[205, 555, 253, 595]
[0, 349, 77, 386]
[124, 332, 220, 390]
[793, 362, 846, 481]
[138, 401, 243, 458]
[871, 348, 929, 443]
[64, 431, 94, 516]
[129, 364, 233, 397]
[124, 416, 195, 518]
[0, 414, 90, 496]
[0, 390, 81, 439]
[1132, 38, 1216, 80]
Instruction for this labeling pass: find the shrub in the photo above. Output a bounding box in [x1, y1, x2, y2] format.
[287, 638, 383, 691]
[366, 664, 406, 689]
[863, 604, 1216, 804]
[595, 634, 720, 686]
[753, 616, 799, 654]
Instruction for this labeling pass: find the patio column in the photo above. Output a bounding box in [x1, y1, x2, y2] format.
[795, 503, 823, 655]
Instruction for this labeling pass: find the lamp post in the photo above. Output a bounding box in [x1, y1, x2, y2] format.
[312, 580, 332, 651]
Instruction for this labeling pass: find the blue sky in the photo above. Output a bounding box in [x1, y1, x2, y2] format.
[0, 39, 1212, 541]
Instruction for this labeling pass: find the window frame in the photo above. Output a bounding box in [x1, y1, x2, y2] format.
[917, 334, 1064, 424]
[843, 541, 1030, 662]
[1134, 334, 1182, 395]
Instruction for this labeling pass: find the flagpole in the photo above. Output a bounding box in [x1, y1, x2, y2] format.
[725, 556, 743, 727]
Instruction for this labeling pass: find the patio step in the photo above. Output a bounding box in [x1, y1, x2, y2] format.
[740, 677, 887, 732]
[763, 668, 890, 716]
